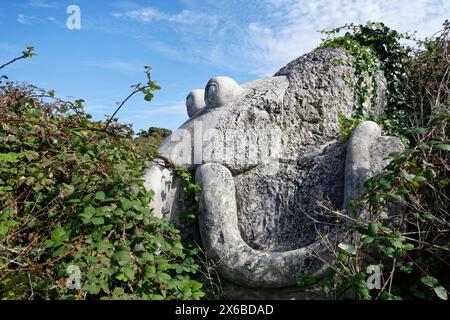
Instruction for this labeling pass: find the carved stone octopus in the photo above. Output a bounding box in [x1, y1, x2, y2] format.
[142, 47, 403, 289]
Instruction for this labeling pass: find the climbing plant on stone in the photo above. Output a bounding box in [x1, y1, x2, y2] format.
[313, 21, 450, 300]
[320, 22, 413, 135]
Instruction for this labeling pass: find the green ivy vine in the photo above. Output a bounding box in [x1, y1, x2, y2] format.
[301, 21, 450, 300]
[320, 22, 413, 137]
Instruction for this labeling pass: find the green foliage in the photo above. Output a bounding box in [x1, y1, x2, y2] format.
[21, 46, 36, 58]
[337, 111, 372, 140]
[0, 46, 36, 70]
[304, 21, 450, 300]
[105, 66, 160, 130]
[172, 166, 201, 224]
[0, 81, 204, 300]
[320, 21, 413, 133]
[134, 127, 172, 159]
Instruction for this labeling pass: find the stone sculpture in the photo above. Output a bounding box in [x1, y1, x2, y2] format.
[142, 47, 403, 290]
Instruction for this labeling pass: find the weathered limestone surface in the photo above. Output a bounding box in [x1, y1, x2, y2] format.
[142, 47, 404, 291]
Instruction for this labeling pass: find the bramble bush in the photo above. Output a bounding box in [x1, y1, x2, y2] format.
[0, 57, 204, 299]
[300, 21, 449, 300]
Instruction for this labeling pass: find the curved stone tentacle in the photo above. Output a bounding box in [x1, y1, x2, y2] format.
[344, 121, 404, 213]
[344, 121, 382, 211]
[196, 162, 333, 288]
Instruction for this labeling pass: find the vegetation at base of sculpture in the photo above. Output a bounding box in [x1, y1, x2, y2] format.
[0, 66, 205, 299]
[301, 21, 449, 300]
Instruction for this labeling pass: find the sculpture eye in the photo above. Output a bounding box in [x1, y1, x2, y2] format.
[206, 83, 219, 106]
[204, 76, 243, 109]
[186, 95, 194, 108]
[186, 89, 206, 118]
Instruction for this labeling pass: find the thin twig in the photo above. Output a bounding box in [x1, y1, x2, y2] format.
[0, 53, 29, 70]
[104, 86, 148, 130]
[28, 272, 34, 300]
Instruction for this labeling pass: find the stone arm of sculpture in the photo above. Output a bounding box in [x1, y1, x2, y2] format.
[196, 162, 331, 287]
[194, 121, 403, 288]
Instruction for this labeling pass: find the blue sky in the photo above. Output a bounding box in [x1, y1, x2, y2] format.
[1, 0, 449, 131]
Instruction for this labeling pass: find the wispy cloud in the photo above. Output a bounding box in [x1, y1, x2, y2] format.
[80, 59, 146, 73]
[17, 14, 42, 25]
[105, 0, 450, 77]
[17, 13, 57, 25]
[246, 0, 450, 74]
[111, 7, 218, 25]
[28, 0, 58, 9]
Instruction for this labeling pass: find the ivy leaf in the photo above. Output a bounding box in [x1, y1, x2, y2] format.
[398, 261, 413, 273]
[403, 243, 414, 251]
[421, 276, 439, 288]
[145, 265, 156, 277]
[52, 245, 69, 258]
[338, 242, 357, 255]
[434, 286, 448, 300]
[114, 251, 131, 267]
[63, 184, 75, 197]
[123, 266, 136, 281]
[361, 235, 374, 244]
[435, 144, 450, 151]
[367, 223, 379, 236]
[0, 222, 10, 236]
[95, 191, 106, 201]
[297, 275, 317, 288]
[400, 170, 416, 182]
[91, 217, 105, 225]
[155, 272, 172, 283]
[51, 227, 68, 245]
[0, 153, 19, 163]
[79, 206, 95, 224]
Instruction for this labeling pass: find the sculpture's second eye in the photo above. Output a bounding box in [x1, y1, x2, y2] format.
[186, 96, 194, 108]
[186, 89, 206, 118]
[206, 83, 219, 107]
[204, 76, 243, 109]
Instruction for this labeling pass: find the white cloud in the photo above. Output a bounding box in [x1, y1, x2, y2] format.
[17, 13, 59, 27]
[17, 14, 41, 25]
[241, 0, 450, 75]
[112, 7, 218, 25]
[28, 0, 58, 9]
[81, 59, 146, 73]
[108, 0, 450, 77]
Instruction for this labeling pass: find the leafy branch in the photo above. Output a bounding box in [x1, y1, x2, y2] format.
[104, 66, 160, 130]
[0, 46, 36, 70]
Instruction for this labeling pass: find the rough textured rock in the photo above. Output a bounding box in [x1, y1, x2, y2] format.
[196, 162, 333, 288]
[143, 47, 404, 290]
